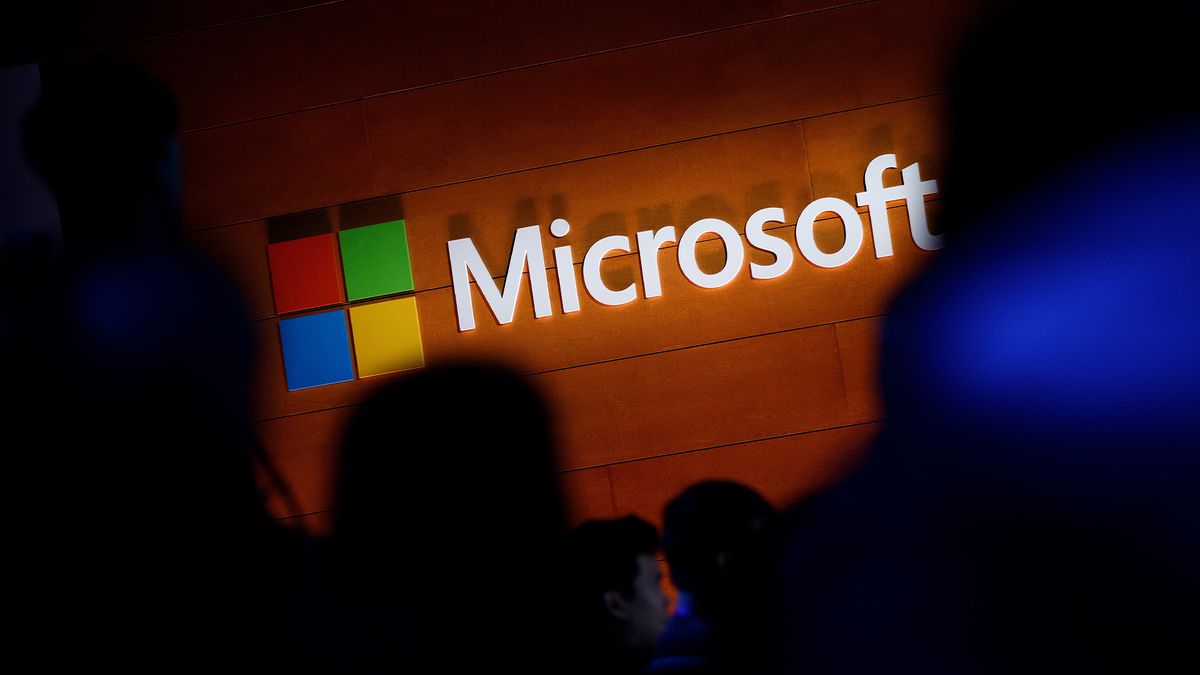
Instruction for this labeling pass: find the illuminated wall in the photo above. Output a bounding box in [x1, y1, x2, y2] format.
[82, 0, 985, 533]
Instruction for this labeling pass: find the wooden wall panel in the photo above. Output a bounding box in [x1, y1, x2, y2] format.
[559, 467, 616, 527]
[363, 0, 974, 199]
[185, 220, 275, 320]
[804, 95, 949, 206]
[253, 320, 873, 517]
[398, 97, 945, 293]
[542, 324, 850, 470]
[180, 103, 374, 230]
[256, 405, 355, 517]
[110, 0, 859, 132]
[401, 121, 812, 291]
[246, 306, 908, 521]
[609, 422, 880, 528]
[35, 0, 332, 58]
[174, 1, 966, 231]
[837, 317, 887, 422]
[660, 560, 679, 611]
[277, 509, 336, 538]
[118, 1, 368, 132]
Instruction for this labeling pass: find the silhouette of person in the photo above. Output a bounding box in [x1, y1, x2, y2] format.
[562, 515, 671, 675]
[23, 58, 183, 255]
[323, 361, 569, 675]
[763, 2, 1200, 674]
[648, 480, 778, 675]
[3, 58, 314, 673]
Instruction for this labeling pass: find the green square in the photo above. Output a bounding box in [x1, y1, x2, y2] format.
[339, 220, 414, 301]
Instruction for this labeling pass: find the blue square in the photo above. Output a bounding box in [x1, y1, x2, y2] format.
[279, 310, 355, 391]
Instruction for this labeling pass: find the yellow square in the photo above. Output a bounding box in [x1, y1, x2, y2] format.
[348, 297, 424, 377]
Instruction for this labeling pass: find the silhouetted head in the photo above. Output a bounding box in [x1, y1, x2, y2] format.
[941, 1, 1200, 240]
[23, 58, 181, 254]
[564, 515, 669, 659]
[662, 480, 777, 609]
[326, 361, 569, 673]
[332, 362, 564, 574]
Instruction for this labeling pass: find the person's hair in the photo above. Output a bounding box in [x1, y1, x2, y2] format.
[558, 516, 661, 674]
[662, 480, 776, 598]
[565, 515, 659, 612]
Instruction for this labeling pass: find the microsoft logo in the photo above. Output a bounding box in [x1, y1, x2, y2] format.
[267, 219, 424, 391]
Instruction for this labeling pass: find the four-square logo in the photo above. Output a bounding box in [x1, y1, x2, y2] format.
[267, 219, 424, 391]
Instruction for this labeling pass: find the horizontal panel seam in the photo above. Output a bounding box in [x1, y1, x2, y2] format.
[250, 314, 886, 423]
[184, 92, 946, 234]
[173, 0, 880, 135]
[560, 419, 884, 473]
[262, 420, 885, 491]
[271, 416, 881, 520]
[275, 507, 333, 521]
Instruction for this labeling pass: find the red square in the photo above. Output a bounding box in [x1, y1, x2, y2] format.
[267, 233, 344, 314]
